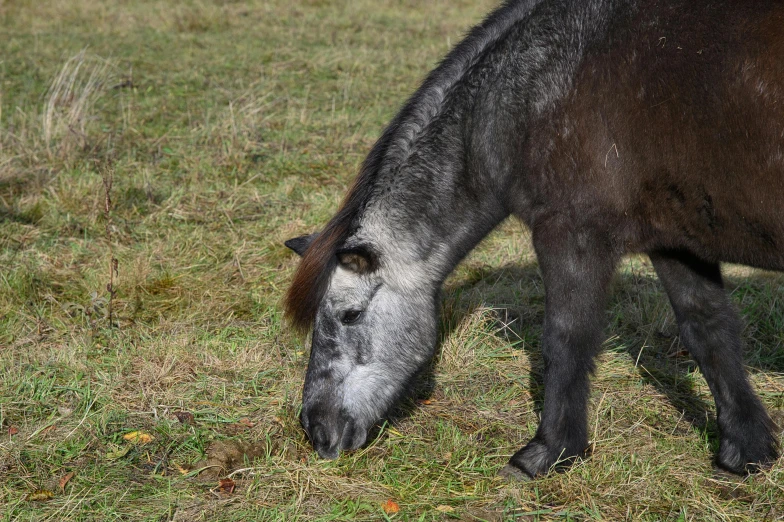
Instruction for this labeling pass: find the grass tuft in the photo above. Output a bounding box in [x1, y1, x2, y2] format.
[42, 50, 116, 162]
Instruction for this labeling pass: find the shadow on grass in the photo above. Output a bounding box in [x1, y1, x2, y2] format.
[0, 170, 52, 225]
[406, 260, 784, 462]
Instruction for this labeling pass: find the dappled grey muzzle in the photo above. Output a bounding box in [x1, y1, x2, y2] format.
[300, 404, 367, 459]
[300, 325, 371, 458]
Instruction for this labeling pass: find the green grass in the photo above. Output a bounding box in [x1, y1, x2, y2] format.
[1, 1, 783, 520]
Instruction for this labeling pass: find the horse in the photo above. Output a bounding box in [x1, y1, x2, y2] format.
[284, 0, 783, 478]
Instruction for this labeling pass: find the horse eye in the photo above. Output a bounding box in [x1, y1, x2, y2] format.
[341, 310, 362, 325]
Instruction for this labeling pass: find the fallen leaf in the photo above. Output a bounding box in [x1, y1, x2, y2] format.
[58, 471, 75, 491]
[27, 489, 54, 502]
[9, 426, 19, 436]
[174, 411, 194, 424]
[382, 499, 400, 515]
[173, 462, 191, 475]
[417, 399, 433, 405]
[123, 431, 154, 444]
[217, 478, 236, 494]
[436, 505, 455, 513]
[238, 418, 255, 428]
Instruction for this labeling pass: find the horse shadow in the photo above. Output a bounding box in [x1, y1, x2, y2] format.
[387, 259, 784, 454]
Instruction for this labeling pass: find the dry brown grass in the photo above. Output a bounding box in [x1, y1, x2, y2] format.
[42, 51, 116, 160]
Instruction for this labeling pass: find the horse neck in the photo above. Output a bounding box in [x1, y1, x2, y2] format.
[356, 120, 510, 289]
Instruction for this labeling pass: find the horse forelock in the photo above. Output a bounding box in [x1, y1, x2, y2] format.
[284, 151, 381, 331]
[285, 229, 340, 332]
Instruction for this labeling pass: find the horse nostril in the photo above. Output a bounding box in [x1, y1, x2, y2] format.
[340, 419, 368, 451]
[306, 420, 341, 459]
[310, 423, 328, 448]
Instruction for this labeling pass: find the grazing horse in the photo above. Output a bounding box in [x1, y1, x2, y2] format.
[284, 0, 783, 478]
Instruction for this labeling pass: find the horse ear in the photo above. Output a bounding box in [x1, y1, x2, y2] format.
[285, 233, 319, 257]
[337, 248, 376, 274]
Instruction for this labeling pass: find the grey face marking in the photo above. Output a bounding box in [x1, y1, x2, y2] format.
[299, 258, 438, 459]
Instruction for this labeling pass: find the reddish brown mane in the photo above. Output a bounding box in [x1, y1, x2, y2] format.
[284, 153, 381, 331]
[284, 219, 347, 331]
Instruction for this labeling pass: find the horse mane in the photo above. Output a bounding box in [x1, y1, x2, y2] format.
[284, 0, 541, 331]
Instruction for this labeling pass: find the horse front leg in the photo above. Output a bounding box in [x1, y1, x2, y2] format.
[503, 220, 617, 479]
[650, 250, 779, 473]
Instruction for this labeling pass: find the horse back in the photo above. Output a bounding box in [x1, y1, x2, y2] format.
[515, 0, 784, 269]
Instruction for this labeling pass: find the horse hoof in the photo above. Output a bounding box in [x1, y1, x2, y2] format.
[506, 440, 553, 478]
[715, 413, 779, 475]
[716, 439, 779, 475]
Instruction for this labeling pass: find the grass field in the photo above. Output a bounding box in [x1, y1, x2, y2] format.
[1, 0, 783, 520]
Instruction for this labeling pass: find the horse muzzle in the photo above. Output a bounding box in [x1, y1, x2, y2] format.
[300, 406, 368, 459]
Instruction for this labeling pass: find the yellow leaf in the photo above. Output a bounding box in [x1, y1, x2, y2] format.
[123, 431, 154, 444]
[27, 489, 54, 502]
[387, 427, 403, 437]
[436, 505, 455, 513]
